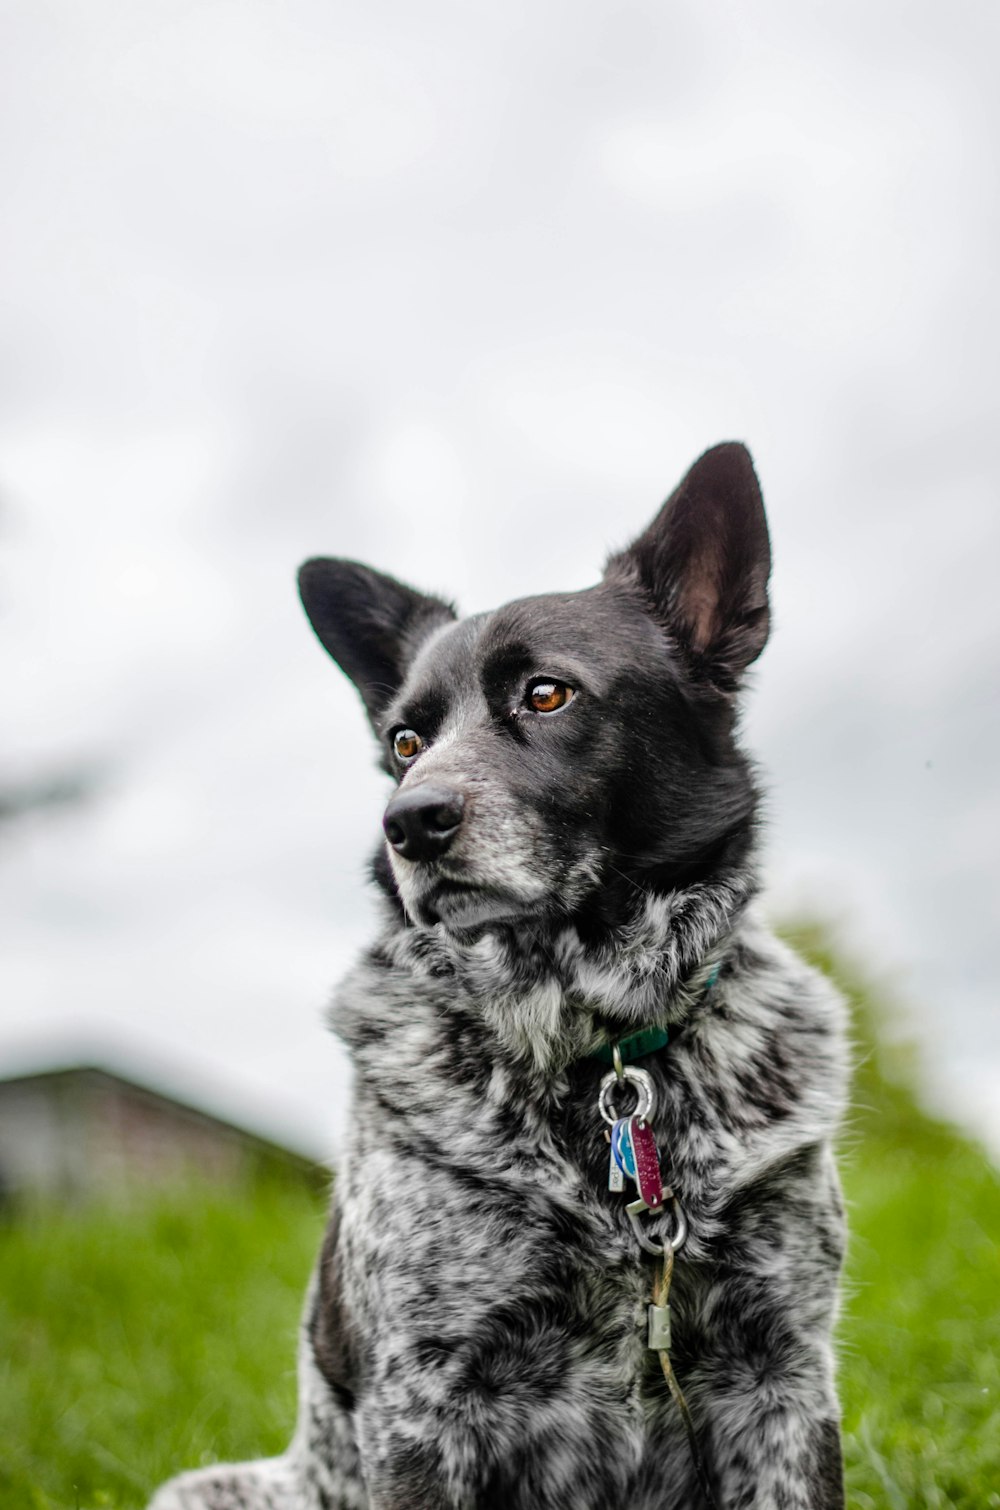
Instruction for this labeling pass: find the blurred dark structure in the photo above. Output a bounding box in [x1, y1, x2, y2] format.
[0, 767, 100, 825]
[0, 1065, 323, 1203]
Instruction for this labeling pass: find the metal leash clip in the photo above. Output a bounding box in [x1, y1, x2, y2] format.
[626, 1193, 687, 1257]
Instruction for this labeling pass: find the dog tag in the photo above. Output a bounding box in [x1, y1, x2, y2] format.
[608, 1118, 628, 1191]
[616, 1119, 637, 1179]
[629, 1118, 664, 1211]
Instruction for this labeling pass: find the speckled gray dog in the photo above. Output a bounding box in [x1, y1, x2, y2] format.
[150, 443, 849, 1510]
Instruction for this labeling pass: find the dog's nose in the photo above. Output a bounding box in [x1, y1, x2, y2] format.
[383, 784, 465, 862]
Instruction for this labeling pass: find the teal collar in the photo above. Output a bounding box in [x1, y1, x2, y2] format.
[587, 962, 721, 1066]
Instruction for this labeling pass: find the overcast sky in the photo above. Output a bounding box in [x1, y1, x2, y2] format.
[2, 0, 998, 1159]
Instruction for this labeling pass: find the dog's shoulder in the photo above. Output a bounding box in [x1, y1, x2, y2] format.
[681, 913, 849, 1132]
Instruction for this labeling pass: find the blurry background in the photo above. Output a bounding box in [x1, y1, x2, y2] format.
[2, 0, 998, 1162]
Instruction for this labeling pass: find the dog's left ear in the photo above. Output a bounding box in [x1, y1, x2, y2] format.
[606, 441, 771, 690]
[298, 557, 456, 726]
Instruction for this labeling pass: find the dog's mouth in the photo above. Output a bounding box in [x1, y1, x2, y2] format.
[411, 879, 541, 940]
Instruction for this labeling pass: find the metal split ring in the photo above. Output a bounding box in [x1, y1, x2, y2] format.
[626, 1196, 688, 1257]
[598, 1065, 655, 1125]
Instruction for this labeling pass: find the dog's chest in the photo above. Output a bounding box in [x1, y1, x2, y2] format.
[344, 1075, 642, 1330]
[332, 1056, 743, 1509]
[339, 1048, 728, 1401]
[321, 929, 848, 1506]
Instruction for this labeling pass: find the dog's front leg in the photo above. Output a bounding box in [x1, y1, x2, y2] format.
[699, 1364, 844, 1510]
[362, 1454, 456, 1510]
[682, 1146, 846, 1510]
[695, 1263, 844, 1492]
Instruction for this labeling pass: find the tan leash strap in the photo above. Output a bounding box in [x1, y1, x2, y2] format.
[652, 1250, 721, 1510]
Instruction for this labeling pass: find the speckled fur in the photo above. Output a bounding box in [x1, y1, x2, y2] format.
[150, 444, 849, 1510]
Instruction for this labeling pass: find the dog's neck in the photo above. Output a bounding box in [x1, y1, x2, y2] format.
[453, 866, 756, 1071]
[339, 862, 757, 1076]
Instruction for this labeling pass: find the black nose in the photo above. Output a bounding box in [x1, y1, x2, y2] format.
[383, 784, 465, 862]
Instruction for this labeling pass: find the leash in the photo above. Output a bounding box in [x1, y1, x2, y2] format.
[593, 975, 723, 1510]
[651, 1246, 720, 1510]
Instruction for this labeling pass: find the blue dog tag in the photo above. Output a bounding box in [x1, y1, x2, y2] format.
[615, 1119, 637, 1180]
[608, 1119, 625, 1174]
[607, 1118, 625, 1190]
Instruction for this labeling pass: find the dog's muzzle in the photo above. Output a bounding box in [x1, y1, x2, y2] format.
[383, 784, 465, 863]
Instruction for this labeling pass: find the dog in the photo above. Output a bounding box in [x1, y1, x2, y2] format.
[150, 442, 849, 1510]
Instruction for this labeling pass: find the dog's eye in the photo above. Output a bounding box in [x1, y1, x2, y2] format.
[392, 728, 423, 761]
[527, 680, 575, 714]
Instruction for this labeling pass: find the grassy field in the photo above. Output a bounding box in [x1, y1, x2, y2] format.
[2, 943, 998, 1509]
[800, 933, 1000, 1510]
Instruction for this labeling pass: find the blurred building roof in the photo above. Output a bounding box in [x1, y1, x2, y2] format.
[0, 1063, 327, 1202]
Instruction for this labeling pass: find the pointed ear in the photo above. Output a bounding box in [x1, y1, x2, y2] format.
[605, 442, 771, 690]
[297, 558, 456, 724]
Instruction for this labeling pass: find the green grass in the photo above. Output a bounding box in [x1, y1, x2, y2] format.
[792, 930, 1000, 1510]
[2, 943, 998, 1508]
[0, 1176, 325, 1509]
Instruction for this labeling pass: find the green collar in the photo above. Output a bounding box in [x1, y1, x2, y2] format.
[587, 963, 721, 1066]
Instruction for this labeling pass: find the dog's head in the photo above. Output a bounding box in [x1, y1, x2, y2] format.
[299, 442, 770, 944]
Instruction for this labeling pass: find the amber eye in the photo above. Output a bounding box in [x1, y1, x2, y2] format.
[392, 728, 423, 761]
[527, 680, 574, 714]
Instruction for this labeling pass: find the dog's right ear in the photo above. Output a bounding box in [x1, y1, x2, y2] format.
[297, 558, 456, 725]
[605, 442, 771, 693]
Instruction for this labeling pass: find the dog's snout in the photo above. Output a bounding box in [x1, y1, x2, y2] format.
[383, 784, 465, 862]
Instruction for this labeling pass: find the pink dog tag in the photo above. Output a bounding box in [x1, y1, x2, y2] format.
[628, 1118, 664, 1211]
